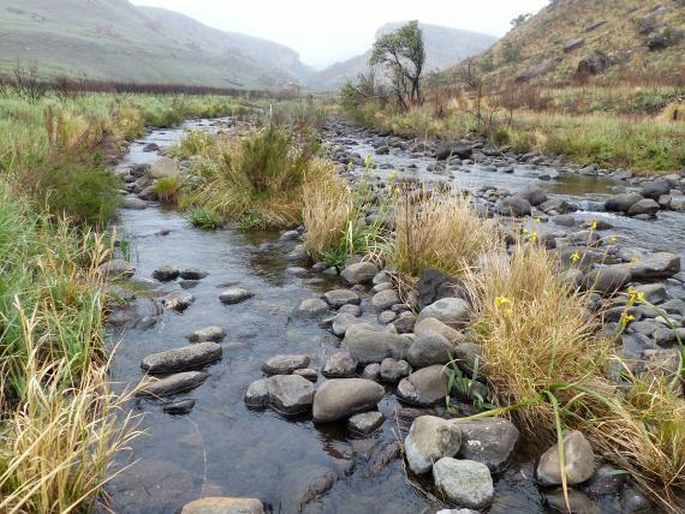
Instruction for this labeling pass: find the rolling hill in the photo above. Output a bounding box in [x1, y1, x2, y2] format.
[312, 22, 498, 91]
[450, 0, 685, 86]
[0, 0, 313, 89]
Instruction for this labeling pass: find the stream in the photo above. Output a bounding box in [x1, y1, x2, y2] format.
[103, 118, 683, 514]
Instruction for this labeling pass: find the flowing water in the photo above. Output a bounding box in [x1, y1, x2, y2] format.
[104, 119, 681, 514]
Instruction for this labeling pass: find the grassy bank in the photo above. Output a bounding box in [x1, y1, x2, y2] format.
[0, 90, 249, 511]
[343, 85, 685, 174]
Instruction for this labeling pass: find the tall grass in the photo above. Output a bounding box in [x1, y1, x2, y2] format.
[392, 190, 502, 278]
[180, 124, 330, 229]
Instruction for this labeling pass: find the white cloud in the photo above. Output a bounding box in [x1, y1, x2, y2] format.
[131, 0, 548, 68]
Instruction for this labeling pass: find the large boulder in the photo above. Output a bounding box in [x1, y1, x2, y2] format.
[627, 252, 681, 281]
[417, 269, 471, 310]
[536, 430, 596, 486]
[433, 458, 495, 510]
[312, 378, 385, 423]
[404, 415, 462, 474]
[340, 262, 379, 285]
[406, 333, 454, 368]
[497, 197, 532, 217]
[150, 156, 180, 179]
[641, 179, 672, 200]
[321, 352, 358, 378]
[341, 324, 411, 363]
[414, 317, 465, 344]
[516, 189, 548, 207]
[141, 342, 222, 374]
[244, 375, 315, 415]
[416, 297, 471, 330]
[455, 418, 520, 473]
[582, 266, 632, 295]
[436, 142, 473, 161]
[604, 193, 643, 213]
[627, 198, 660, 217]
[396, 365, 449, 406]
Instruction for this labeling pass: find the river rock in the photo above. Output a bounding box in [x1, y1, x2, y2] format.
[323, 289, 361, 308]
[418, 269, 471, 309]
[583, 266, 631, 295]
[150, 156, 180, 179]
[407, 332, 454, 368]
[294, 297, 329, 318]
[141, 342, 222, 374]
[604, 192, 643, 212]
[312, 378, 385, 423]
[97, 259, 135, 280]
[340, 262, 379, 285]
[627, 198, 660, 216]
[627, 252, 681, 281]
[371, 289, 401, 310]
[416, 297, 471, 329]
[536, 430, 596, 486]
[380, 358, 411, 383]
[179, 268, 209, 280]
[186, 326, 226, 343]
[123, 197, 148, 210]
[539, 198, 578, 214]
[219, 288, 254, 305]
[641, 179, 672, 200]
[136, 371, 209, 397]
[262, 354, 311, 375]
[517, 189, 548, 207]
[404, 415, 462, 474]
[332, 312, 361, 337]
[414, 317, 464, 344]
[152, 264, 180, 282]
[321, 352, 358, 378]
[162, 290, 195, 311]
[545, 489, 601, 514]
[455, 418, 520, 473]
[392, 311, 417, 334]
[163, 399, 196, 415]
[497, 197, 532, 217]
[362, 363, 381, 380]
[341, 324, 411, 363]
[293, 368, 319, 382]
[433, 458, 494, 510]
[178, 496, 264, 514]
[436, 142, 472, 160]
[347, 411, 385, 435]
[396, 365, 449, 406]
[244, 375, 315, 415]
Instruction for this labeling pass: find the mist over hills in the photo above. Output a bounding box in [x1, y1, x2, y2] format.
[1, 0, 497, 90]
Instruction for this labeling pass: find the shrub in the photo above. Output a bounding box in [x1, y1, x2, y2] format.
[187, 206, 223, 230]
[169, 129, 216, 159]
[153, 176, 180, 204]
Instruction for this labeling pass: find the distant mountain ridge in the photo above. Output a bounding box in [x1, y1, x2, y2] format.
[0, 0, 313, 89]
[311, 22, 498, 91]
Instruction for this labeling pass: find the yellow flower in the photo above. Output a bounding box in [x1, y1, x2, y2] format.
[620, 312, 635, 326]
[535, 216, 542, 224]
[627, 287, 646, 304]
[529, 231, 538, 243]
[571, 251, 581, 264]
[609, 235, 618, 244]
[495, 296, 514, 309]
[589, 219, 598, 231]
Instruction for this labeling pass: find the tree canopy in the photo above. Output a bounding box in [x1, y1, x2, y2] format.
[369, 20, 425, 109]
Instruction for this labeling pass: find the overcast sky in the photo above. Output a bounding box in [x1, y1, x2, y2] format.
[131, 0, 549, 68]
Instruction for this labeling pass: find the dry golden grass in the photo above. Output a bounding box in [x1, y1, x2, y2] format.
[0, 304, 141, 514]
[302, 165, 354, 259]
[392, 190, 502, 278]
[468, 241, 608, 436]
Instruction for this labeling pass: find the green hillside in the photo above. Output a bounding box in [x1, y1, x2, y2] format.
[452, 0, 685, 86]
[311, 22, 498, 91]
[0, 0, 313, 89]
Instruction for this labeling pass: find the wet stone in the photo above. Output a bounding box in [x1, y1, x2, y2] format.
[378, 310, 397, 324]
[179, 268, 208, 280]
[379, 358, 411, 383]
[537, 430, 595, 486]
[347, 411, 385, 435]
[340, 262, 379, 285]
[185, 326, 226, 343]
[162, 290, 194, 311]
[404, 415, 462, 474]
[136, 371, 209, 398]
[141, 342, 223, 374]
[321, 352, 358, 378]
[371, 289, 401, 311]
[416, 297, 471, 330]
[433, 458, 495, 510]
[98, 259, 135, 280]
[262, 354, 311, 375]
[219, 288, 254, 305]
[244, 375, 315, 416]
[455, 418, 520, 473]
[163, 399, 196, 415]
[293, 368, 319, 382]
[396, 365, 449, 406]
[294, 297, 330, 318]
[362, 363, 381, 381]
[545, 489, 601, 514]
[312, 378, 385, 423]
[323, 289, 361, 308]
[152, 265, 179, 282]
[407, 332, 454, 368]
